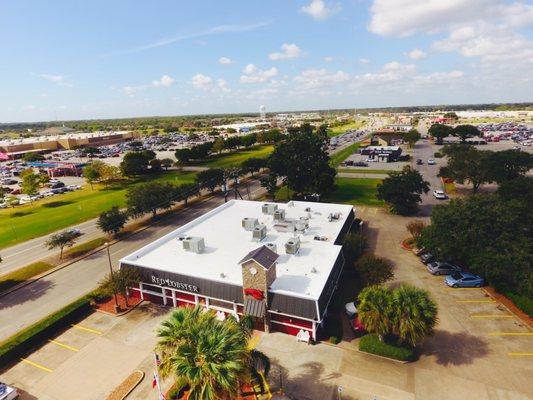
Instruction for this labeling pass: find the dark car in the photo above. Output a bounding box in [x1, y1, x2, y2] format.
[354, 162, 368, 167]
[416, 159, 423, 165]
[420, 253, 435, 264]
[50, 181, 65, 189]
[427, 261, 461, 275]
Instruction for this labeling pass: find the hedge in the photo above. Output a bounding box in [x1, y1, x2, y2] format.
[506, 292, 533, 317]
[359, 334, 415, 362]
[0, 295, 92, 367]
[64, 237, 107, 259]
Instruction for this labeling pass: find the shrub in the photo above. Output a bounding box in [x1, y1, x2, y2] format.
[434, 152, 443, 158]
[0, 261, 55, 293]
[329, 336, 341, 344]
[64, 237, 107, 259]
[506, 292, 533, 317]
[359, 334, 414, 362]
[354, 254, 394, 287]
[406, 220, 426, 239]
[342, 232, 368, 264]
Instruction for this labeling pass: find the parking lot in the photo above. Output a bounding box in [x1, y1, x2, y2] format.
[0, 303, 174, 400]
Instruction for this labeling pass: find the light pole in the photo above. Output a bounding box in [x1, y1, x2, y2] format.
[105, 242, 120, 313]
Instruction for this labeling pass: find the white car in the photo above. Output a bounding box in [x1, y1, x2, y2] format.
[427, 159, 436, 165]
[0, 382, 18, 400]
[433, 190, 447, 200]
[344, 301, 358, 319]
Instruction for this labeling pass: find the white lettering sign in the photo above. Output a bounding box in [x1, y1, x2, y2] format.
[151, 276, 199, 293]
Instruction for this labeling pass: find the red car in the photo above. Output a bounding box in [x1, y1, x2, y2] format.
[351, 316, 365, 333]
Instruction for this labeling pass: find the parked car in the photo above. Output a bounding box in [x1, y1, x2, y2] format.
[50, 181, 65, 189]
[350, 316, 365, 333]
[428, 159, 436, 165]
[427, 261, 461, 275]
[420, 253, 435, 264]
[433, 190, 447, 200]
[66, 228, 82, 235]
[445, 272, 485, 288]
[0, 178, 17, 185]
[354, 162, 368, 167]
[412, 247, 426, 256]
[416, 159, 423, 165]
[344, 301, 358, 319]
[0, 381, 19, 400]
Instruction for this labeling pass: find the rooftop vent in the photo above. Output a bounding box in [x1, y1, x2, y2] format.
[285, 236, 300, 255]
[313, 235, 328, 241]
[295, 220, 308, 233]
[310, 267, 318, 273]
[262, 203, 278, 215]
[252, 224, 267, 242]
[327, 212, 341, 222]
[305, 207, 311, 212]
[182, 236, 205, 253]
[273, 221, 295, 233]
[242, 217, 259, 231]
[273, 209, 285, 221]
[265, 242, 277, 253]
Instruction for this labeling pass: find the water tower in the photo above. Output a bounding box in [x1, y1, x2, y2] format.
[259, 105, 266, 120]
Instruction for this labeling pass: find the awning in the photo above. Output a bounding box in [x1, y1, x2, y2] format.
[244, 298, 266, 318]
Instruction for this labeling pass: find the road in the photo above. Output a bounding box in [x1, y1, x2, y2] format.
[0, 179, 266, 341]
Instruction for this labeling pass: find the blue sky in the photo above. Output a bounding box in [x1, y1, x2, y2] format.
[1, 0, 532, 122]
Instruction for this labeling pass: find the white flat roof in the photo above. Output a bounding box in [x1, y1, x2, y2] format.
[120, 200, 354, 300]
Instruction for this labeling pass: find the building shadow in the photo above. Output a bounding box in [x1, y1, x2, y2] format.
[268, 358, 349, 400]
[363, 226, 379, 253]
[419, 329, 490, 366]
[0, 279, 55, 310]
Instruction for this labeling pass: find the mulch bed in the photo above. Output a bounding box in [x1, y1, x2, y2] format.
[93, 293, 142, 315]
[483, 287, 532, 328]
[106, 370, 144, 400]
[401, 238, 413, 250]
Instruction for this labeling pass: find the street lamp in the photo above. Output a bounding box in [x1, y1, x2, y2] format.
[105, 242, 120, 313]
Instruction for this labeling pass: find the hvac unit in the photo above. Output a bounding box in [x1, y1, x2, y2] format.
[273, 209, 285, 221]
[242, 217, 259, 231]
[285, 236, 301, 255]
[182, 236, 205, 253]
[327, 212, 341, 222]
[262, 203, 278, 215]
[252, 224, 267, 241]
[265, 242, 278, 253]
[295, 220, 308, 232]
[273, 221, 295, 233]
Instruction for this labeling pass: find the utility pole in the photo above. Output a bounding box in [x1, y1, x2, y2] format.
[105, 242, 120, 313]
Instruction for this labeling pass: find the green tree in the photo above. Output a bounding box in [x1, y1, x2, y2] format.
[241, 157, 267, 178]
[354, 254, 394, 287]
[211, 137, 225, 154]
[97, 207, 128, 236]
[403, 129, 420, 148]
[120, 151, 152, 176]
[342, 232, 368, 264]
[268, 123, 336, 196]
[488, 150, 532, 183]
[391, 285, 438, 347]
[149, 158, 162, 173]
[357, 286, 393, 342]
[428, 124, 453, 145]
[98, 266, 140, 307]
[82, 163, 101, 189]
[453, 124, 480, 143]
[195, 168, 224, 194]
[439, 145, 493, 194]
[45, 230, 81, 259]
[174, 148, 192, 164]
[260, 173, 278, 200]
[406, 220, 426, 240]
[22, 152, 45, 162]
[443, 112, 459, 121]
[20, 169, 40, 202]
[377, 166, 430, 215]
[160, 158, 174, 171]
[126, 182, 175, 218]
[176, 182, 200, 206]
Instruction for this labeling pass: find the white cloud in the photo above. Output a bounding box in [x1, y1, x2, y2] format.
[191, 74, 213, 89]
[240, 64, 278, 83]
[294, 68, 350, 90]
[359, 58, 370, 64]
[407, 48, 427, 60]
[217, 79, 231, 92]
[269, 43, 302, 60]
[324, 56, 333, 63]
[301, 0, 341, 20]
[413, 70, 464, 84]
[219, 57, 233, 65]
[152, 75, 175, 88]
[356, 61, 417, 84]
[36, 73, 72, 87]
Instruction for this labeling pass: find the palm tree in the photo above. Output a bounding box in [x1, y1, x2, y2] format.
[391, 285, 438, 347]
[357, 286, 393, 342]
[156, 306, 270, 399]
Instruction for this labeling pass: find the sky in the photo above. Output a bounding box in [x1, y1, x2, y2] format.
[0, 0, 532, 122]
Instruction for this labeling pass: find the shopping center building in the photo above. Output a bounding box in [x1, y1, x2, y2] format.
[119, 199, 355, 340]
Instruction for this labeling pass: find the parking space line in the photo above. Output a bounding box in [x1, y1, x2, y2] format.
[471, 314, 513, 318]
[508, 353, 533, 357]
[457, 300, 495, 303]
[71, 324, 102, 335]
[20, 358, 53, 372]
[49, 339, 79, 352]
[489, 332, 533, 336]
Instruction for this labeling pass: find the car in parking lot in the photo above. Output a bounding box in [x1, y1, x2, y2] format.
[0, 381, 19, 400]
[445, 272, 485, 288]
[344, 301, 365, 333]
[66, 228, 82, 235]
[416, 159, 423, 165]
[344, 301, 358, 319]
[420, 252, 435, 264]
[428, 159, 436, 165]
[427, 261, 461, 275]
[354, 162, 368, 167]
[433, 190, 447, 199]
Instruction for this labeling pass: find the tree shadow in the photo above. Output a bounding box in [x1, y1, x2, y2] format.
[42, 201, 74, 208]
[419, 329, 490, 366]
[0, 279, 55, 310]
[363, 226, 379, 253]
[268, 358, 347, 400]
[10, 211, 34, 218]
[417, 203, 434, 217]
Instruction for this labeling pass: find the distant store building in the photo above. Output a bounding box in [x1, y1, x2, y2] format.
[360, 145, 402, 162]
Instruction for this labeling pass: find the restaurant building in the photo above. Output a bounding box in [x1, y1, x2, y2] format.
[119, 199, 355, 340]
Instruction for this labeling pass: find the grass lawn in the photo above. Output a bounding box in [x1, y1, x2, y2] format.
[0, 261, 55, 293]
[322, 177, 384, 206]
[0, 171, 197, 250]
[327, 120, 366, 138]
[200, 145, 273, 169]
[338, 168, 390, 174]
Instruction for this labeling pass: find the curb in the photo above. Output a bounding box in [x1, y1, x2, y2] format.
[481, 288, 532, 331]
[106, 370, 145, 400]
[356, 348, 411, 364]
[94, 300, 145, 317]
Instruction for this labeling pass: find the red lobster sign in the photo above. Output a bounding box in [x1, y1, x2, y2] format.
[244, 288, 264, 300]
